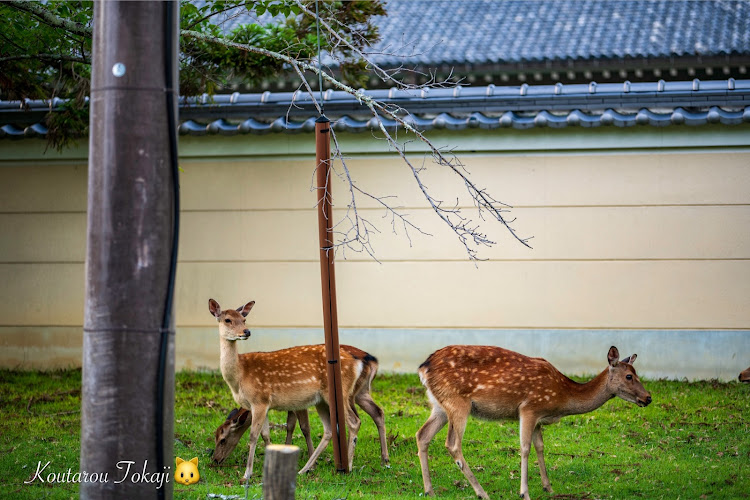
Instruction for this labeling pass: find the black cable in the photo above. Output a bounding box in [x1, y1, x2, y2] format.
[157, 1, 180, 498]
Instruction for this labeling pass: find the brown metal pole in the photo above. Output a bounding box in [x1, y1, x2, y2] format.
[315, 115, 349, 472]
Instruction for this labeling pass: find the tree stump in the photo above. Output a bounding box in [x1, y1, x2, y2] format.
[263, 444, 300, 500]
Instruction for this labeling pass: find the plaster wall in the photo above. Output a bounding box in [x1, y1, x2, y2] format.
[1, 126, 748, 379]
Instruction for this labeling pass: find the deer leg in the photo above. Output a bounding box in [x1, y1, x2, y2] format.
[295, 410, 314, 457]
[355, 391, 389, 465]
[444, 403, 489, 500]
[532, 424, 552, 493]
[416, 406, 448, 497]
[299, 403, 333, 474]
[244, 405, 270, 481]
[260, 415, 271, 447]
[518, 412, 536, 500]
[285, 411, 297, 445]
[344, 399, 362, 471]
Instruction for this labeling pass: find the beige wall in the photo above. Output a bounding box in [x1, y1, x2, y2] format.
[1, 126, 749, 379]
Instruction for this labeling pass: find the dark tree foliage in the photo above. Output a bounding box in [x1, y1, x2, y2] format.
[0, 0, 385, 150]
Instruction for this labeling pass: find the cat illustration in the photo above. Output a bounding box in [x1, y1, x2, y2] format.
[174, 457, 200, 485]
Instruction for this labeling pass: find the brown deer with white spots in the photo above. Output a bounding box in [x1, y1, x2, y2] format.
[416, 345, 652, 500]
[212, 345, 389, 466]
[740, 366, 750, 383]
[208, 298, 364, 480]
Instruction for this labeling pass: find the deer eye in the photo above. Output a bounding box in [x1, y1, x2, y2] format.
[626, 374, 633, 380]
[224, 318, 231, 324]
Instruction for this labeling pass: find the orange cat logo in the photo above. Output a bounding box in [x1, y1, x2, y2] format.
[174, 457, 200, 485]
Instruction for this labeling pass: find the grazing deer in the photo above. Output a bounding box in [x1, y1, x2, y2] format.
[740, 367, 750, 383]
[416, 345, 652, 500]
[212, 346, 390, 466]
[212, 408, 314, 464]
[208, 298, 363, 480]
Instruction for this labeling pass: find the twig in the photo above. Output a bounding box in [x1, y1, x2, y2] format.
[0, 53, 89, 64]
[6, 1, 92, 37]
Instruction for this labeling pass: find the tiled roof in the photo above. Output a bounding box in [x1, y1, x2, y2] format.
[367, 0, 750, 67]
[209, 0, 750, 67]
[1, 79, 748, 138]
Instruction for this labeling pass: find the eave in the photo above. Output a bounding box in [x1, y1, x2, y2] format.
[1, 78, 749, 139]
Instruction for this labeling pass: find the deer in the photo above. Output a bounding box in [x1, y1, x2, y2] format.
[212, 408, 314, 464]
[740, 366, 750, 383]
[212, 345, 389, 466]
[208, 298, 364, 480]
[416, 345, 652, 500]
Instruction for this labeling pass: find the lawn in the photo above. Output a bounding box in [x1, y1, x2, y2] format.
[1, 369, 748, 499]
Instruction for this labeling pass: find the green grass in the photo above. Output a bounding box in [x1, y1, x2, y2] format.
[1, 369, 749, 499]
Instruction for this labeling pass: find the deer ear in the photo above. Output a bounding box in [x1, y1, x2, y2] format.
[226, 408, 239, 421]
[607, 346, 620, 367]
[209, 299, 222, 318]
[237, 301, 255, 317]
[236, 409, 250, 425]
[627, 353, 637, 365]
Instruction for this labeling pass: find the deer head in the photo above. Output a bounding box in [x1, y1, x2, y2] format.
[212, 408, 251, 464]
[606, 346, 652, 407]
[208, 298, 254, 341]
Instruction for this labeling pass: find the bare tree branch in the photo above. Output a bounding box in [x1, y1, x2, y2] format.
[0, 53, 90, 64]
[181, 28, 531, 260]
[184, 1, 257, 31]
[5, 1, 93, 37]
[293, 0, 401, 88]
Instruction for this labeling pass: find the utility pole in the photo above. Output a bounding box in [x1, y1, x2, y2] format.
[80, 2, 179, 499]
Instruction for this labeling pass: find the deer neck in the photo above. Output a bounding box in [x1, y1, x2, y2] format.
[218, 338, 243, 395]
[561, 368, 614, 416]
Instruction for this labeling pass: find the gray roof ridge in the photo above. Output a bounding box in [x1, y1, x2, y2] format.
[1, 79, 749, 138]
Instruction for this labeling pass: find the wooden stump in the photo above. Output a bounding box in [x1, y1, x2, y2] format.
[263, 444, 300, 500]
